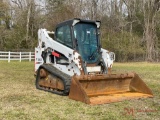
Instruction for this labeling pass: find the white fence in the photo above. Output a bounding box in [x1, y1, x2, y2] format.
[0, 51, 34, 62]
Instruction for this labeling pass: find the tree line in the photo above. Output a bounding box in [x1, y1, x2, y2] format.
[0, 0, 160, 62]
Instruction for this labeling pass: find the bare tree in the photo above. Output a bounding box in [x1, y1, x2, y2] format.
[143, 0, 160, 61]
[26, 0, 31, 42]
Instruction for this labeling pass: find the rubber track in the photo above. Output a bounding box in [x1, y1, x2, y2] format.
[36, 64, 71, 95]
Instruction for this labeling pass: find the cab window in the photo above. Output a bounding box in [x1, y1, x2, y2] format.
[56, 25, 72, 48]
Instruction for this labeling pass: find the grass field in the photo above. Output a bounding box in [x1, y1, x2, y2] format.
[0, 61, 159, 120]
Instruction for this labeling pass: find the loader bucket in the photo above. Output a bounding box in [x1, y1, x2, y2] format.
[69, 72, 153, 105]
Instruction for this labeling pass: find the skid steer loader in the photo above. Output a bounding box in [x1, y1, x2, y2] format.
[35, 18, 153, 105]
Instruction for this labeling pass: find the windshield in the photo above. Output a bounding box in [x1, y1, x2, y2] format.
[74, 23, 99, 63]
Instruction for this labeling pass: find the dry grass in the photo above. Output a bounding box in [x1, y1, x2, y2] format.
[0, 61, 159, 120]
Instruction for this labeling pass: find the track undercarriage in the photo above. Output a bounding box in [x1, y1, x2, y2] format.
[36, 64, 71, 95]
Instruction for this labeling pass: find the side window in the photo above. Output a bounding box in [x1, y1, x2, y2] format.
[56, 27, 64, 43]
[56, 25, 72, 48]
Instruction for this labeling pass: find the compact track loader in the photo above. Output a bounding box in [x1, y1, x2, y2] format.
[35, 18, 153, 105]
